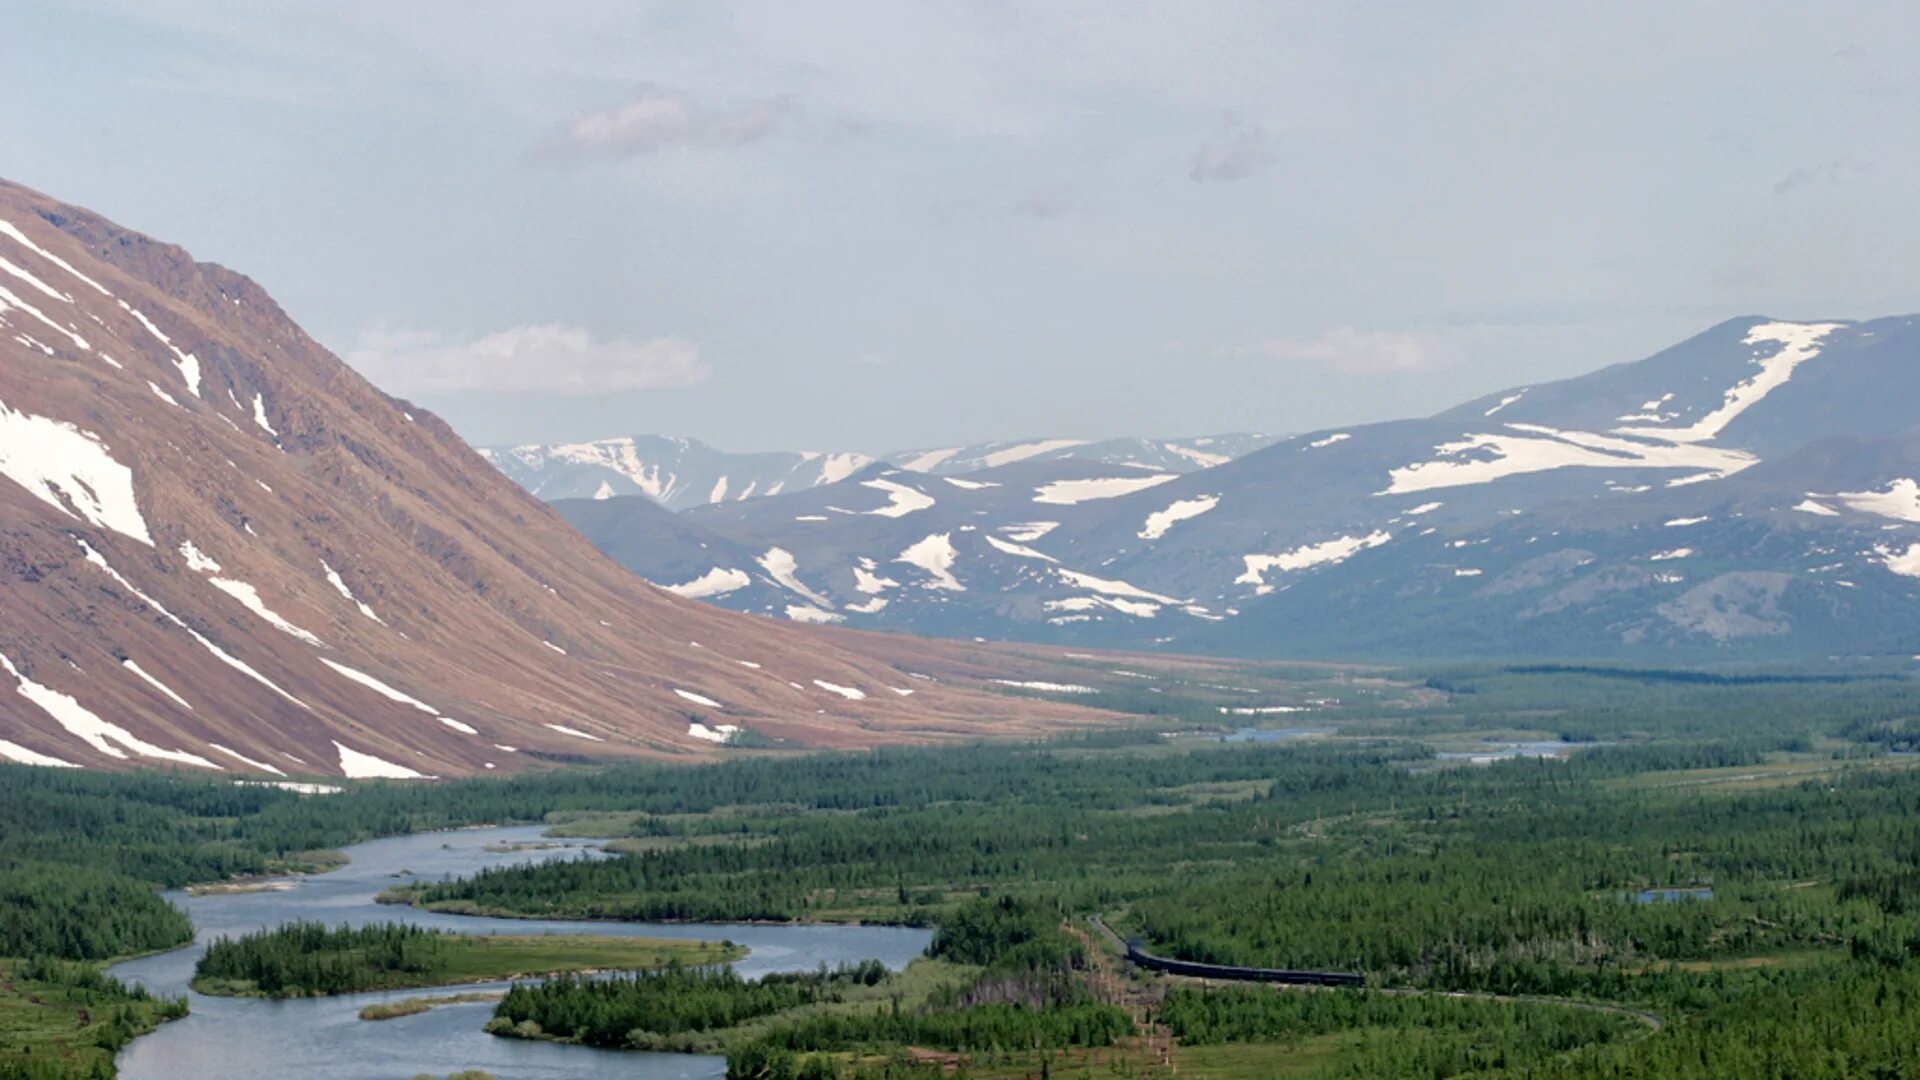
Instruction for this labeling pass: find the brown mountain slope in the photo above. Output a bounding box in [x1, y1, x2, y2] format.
[0, 179, 1098, 778]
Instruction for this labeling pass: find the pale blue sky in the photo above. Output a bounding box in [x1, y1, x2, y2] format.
[5, 1, 1915, 451]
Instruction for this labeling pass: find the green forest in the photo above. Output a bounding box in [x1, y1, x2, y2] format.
[191, 921, 739, 997]
[8, 665, 1920, 1076]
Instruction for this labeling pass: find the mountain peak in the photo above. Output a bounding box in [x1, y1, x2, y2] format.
[0, 178, 1092, 776]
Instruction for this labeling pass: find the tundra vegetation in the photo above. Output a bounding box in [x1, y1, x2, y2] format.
[6, 666, 1920, 1076]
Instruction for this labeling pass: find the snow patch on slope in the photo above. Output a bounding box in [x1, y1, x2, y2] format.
[1484, 391, 1526, 417]
[0, 738, 79, 767]
[0, 218, 112, 296]
[1001, 522, 1059, 543]
[1034, 474, 1177, 505]
[992, 679, 1096, 694]
[981, 439, 1089, 469]
[333, 740, 429, 779]
[898, 447, 961, 472]
[251, 394, 278, 438]
[78, 537, 313, 711]
[321, 560, 384, 622]
[1236, 531, 1393, 590]
[897, 533, 964, 591]
[207, 577, 325, 646]
[319, 658, 436, 715]
[209, 744, 285, 775]
[813, 679, 866, 700]
[757, 547, 835, 608]
[1879, 544, 1920, 579]
[1613, 321, 1844, 444]
[122, 659, 193, 711]
[1139, 495, 1219, 540]
[688, 721, 740, 744]
[985, 534, 1057, 562]
[0, 653, 217, 768]
[1163, 442, 1230, 468]
[1835, 479, 1920, 523]
[1382, 425, 1756, 496]
[0, 400, 153, 544]
[119, 302, 201, 398]
[860, 477, 936, 517]
[1056, 568, 1181, 604]
[814, 452, 872, 485]
[854, 562, 901, 593]
[663, 566, 752, 599]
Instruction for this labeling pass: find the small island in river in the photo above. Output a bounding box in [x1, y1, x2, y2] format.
[189, 920, 742, 998]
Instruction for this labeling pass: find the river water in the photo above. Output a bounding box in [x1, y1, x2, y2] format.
[109, 824, 933, 1080]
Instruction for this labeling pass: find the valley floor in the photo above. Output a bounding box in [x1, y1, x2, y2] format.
[8, 660, 1920, 1077]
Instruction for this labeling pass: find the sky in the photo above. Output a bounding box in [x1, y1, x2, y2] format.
[4, 2, 1917, 453]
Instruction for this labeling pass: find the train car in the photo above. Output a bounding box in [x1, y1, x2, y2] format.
[1124, 938, 1364, 988]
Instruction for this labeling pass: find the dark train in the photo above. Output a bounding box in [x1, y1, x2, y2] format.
[1123, 937, 1365, 988]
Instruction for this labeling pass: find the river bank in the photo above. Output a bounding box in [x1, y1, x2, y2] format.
[109, 825, 932, 1080]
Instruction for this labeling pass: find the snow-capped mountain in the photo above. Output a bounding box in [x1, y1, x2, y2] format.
[480, 436, 877, 510]
[887, 434, 1280, 476]
[556, 458, 1203, 632]
[559, 315, 1920, 660]
[0, 179, 1093, 776]
[481, 432, 1278, 510]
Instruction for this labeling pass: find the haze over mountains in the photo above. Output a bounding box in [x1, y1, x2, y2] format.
[534, 316, 1920, 661]
[0, 180, 1096, 777]
[480, 433, 1278, 510]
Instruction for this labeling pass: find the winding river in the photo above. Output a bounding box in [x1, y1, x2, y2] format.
[109, 825, 933, 1079]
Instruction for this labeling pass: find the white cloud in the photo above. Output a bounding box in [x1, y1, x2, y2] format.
[1250, 327, 1452, 375]
[347, 323, 710, 395]
[544, 86, 795, 160]
[1190, 114, 1274, 183]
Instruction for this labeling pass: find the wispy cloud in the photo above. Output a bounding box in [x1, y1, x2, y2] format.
[1190, 114, 1274, 183]
[1249, 327, 1452, 375]
[540, 86, 796, 161]
[1773, 157, 1876, 196]
[928, 185, 1083, 224]
[347, 323, 710, 395]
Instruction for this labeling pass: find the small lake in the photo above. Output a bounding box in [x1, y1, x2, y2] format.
[110, 825, 932, 1080]
[1216, 727, 1329, 743]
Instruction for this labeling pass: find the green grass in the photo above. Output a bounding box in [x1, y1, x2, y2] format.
[1174, 1031, 1388, 1078]
[192, 934, 742, 998]
[0, 957, 186, 1075]
[360, 991, 504, 1020]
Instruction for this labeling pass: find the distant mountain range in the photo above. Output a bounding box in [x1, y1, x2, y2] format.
[551, 315, 1920, 661]
[480, 433, 1279, 510]
[0, 178, 1094, 776]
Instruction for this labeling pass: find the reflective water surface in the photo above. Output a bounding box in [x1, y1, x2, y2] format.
[111, 825, 932, 1080]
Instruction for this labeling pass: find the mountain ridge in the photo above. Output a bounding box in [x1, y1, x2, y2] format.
[0, 178, 1100, 777]
[558, 313, 1920, 661]
[481, 432, 1278, 510]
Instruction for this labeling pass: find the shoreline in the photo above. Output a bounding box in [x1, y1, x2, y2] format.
[396, 895, 928, 930]
[189, 934, 747, 1000]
